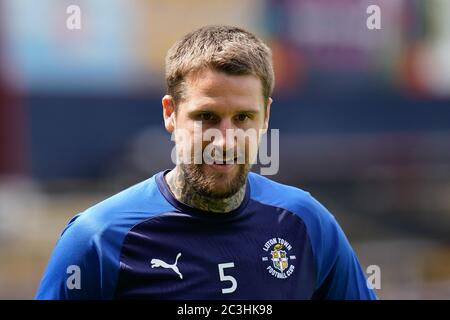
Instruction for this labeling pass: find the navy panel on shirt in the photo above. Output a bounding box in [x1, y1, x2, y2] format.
[114, 198, 315, 299]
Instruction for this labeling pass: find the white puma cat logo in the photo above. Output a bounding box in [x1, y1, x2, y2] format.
[150, 252, 183, 279]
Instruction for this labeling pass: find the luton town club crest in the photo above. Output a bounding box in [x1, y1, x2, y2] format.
[262, 237, 296, 279]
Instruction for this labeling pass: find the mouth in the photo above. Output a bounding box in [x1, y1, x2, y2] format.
[208, 163, 235, 173]
[206, 157, 238, 172]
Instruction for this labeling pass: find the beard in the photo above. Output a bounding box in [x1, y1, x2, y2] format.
[180, 162, 251, 199]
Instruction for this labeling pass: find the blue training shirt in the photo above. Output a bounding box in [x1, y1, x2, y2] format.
[35, 170, 377, 300]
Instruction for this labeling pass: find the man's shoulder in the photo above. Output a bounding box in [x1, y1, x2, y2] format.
[60, 172, 174, 242]
[248, 172, 349, 269]
[36, 173, 175, 299]
[248, 172, 338, 229]
[248, 172, 312, 203]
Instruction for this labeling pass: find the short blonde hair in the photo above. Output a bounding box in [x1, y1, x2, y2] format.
[165, 25, 274, 106]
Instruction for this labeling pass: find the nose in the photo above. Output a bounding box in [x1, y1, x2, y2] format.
[212, 118, 236, 153]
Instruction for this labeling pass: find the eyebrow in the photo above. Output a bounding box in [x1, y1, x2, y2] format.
[189, 105, 261, 114]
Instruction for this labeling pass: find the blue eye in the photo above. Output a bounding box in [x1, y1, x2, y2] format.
[200, 113, 214, 121]
[236, 114, 249, 122]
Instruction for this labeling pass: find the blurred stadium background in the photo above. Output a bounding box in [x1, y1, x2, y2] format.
[1, 0, 450, 299]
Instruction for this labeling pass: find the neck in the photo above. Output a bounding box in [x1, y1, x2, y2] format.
[165, 166, 246, 213]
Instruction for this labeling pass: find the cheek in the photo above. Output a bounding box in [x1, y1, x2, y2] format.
[173, 125, 194, 149]
[174, 126, 207, 157]
[244, 115, 265, 130]
[244, 133, 261, 163]
[173, 114, 196, 138]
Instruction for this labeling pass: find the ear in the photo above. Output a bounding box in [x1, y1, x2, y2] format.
[162, 95, 176, 133]
[262, 97, 272, 134]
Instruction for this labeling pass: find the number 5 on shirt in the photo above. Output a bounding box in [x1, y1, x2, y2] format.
[218, 262, 237, 294]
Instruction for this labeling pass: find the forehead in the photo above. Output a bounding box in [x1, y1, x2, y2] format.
[182, 68, 264, 111]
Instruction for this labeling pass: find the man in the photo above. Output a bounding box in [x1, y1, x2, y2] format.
[36, 25, 376, 299]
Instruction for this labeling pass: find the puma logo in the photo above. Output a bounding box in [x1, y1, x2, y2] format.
[150, 252, 183, 279]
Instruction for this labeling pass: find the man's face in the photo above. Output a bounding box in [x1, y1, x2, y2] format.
[163, 68, 271, 199]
